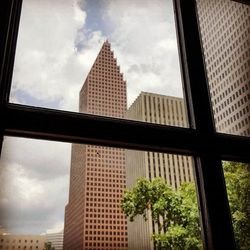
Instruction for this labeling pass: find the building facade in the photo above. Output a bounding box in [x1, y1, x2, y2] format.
[125, 92, 194, 250]
[45, 231, 63, 250]
[0, 234, 45, 250]
[196, 0, 250, 136]
[63, 41, 128, 249]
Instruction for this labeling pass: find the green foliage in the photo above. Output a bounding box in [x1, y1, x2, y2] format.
[223, 162, 250, 250]
[121, 178, 202, 249]
[153, 225, 201, 250]
[44, 242, 55, 250]
[121, 162, 249, 249]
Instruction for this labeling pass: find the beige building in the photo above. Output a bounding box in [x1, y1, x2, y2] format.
[0, 227, 7, 236]
[45, 231, 63, 250]
[125, 92, 194, 250]
[63, 41, 128, 249]
[0, 234, 45, 250]
[196, 0, 250, 136]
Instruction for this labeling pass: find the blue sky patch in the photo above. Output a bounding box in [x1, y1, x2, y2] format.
[12, 89, 62, 109]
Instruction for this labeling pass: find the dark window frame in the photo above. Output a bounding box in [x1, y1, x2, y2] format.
[0, 0, 249, 249]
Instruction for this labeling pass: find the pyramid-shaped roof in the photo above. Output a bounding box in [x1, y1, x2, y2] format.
[79, 40, 127, 118]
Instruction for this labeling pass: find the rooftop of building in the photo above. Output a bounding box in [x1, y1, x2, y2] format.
[128, 91, 184, 110]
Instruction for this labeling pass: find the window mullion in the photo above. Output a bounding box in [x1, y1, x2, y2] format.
[3, 103, 250, 161]
[173, 0, 236, 249]
[0, 0, 23, 105]
[0, 0, 23, 154]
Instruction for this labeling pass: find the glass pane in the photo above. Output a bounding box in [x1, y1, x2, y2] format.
[0, 137, 202, 249]
[222, 161, 250, 249]
[196, 0, 250, 136]
[0, 137, 70, 249]
[124, 151, 202, 250]
[10, 0, 188, 128]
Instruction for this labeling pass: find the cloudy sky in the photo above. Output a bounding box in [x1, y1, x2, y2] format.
[0, 0, 183, 234]
[0, 137, 70, 234]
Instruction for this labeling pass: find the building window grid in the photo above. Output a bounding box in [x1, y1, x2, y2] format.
[0, 0, 249, 249]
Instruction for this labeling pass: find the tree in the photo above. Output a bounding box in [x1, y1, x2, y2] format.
[121, 162, 249, 249]
[121, 178, 202, 249]
[44, 242, 55, 250]
[223, 162, 250, 249]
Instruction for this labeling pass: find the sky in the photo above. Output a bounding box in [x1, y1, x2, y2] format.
[0, 0, 183, 234]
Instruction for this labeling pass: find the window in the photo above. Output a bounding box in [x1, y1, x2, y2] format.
[0, 0, 249, 249]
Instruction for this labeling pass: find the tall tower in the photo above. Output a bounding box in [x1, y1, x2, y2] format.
[125, 92, 194, 250]
[196, 0, 250, 136]
[63, 41, 128, 250]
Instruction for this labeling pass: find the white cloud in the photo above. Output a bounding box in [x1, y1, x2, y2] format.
[103, 0, 183, 105]
[0, 137, 71, 234]
[1, 137, 71, 180]
[46, 222, 64, 234]
[0, 163, 44, 204]
[11, 0, 183, 110]
[11, 0, 104, 112]
[4, 0, 185, 234]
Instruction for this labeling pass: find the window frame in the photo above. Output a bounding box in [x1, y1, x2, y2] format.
[0, 0, 249, 249]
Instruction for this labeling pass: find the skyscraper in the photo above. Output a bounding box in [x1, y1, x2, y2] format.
[196, 0, 250, 136]
[63, 41, 128, 250]
[125, 92, 194, 250]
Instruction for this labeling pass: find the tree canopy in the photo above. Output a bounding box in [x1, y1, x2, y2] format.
[121, 178, 202, 249]
[223, 162, 249, 249]
[44, 242, 55, 250]
[121, 162, 249, 250]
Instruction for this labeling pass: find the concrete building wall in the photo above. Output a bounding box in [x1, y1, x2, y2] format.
[45, 231, 63, 250]
[125, 149, 153, 250]
[125, 92, 194, 250]
[63, 41, 128, 250]
[0, 234, 45, 250]
[196, 0, 250, 136]
[63, 144, 86, 250]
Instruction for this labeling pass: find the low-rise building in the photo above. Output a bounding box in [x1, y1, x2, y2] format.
[45, 230, 63, 250]
[0, 234, 45, 250]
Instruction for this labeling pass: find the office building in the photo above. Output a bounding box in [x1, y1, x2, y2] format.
[0, 226, 7, 236]
[45, 230, 63, 250]
[124, 1, 250, 249]
[196, 0, 250, 136]
[0, 233, 45, 250]
[125, 92, 194, 250]
[63, 41, 128, 249]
